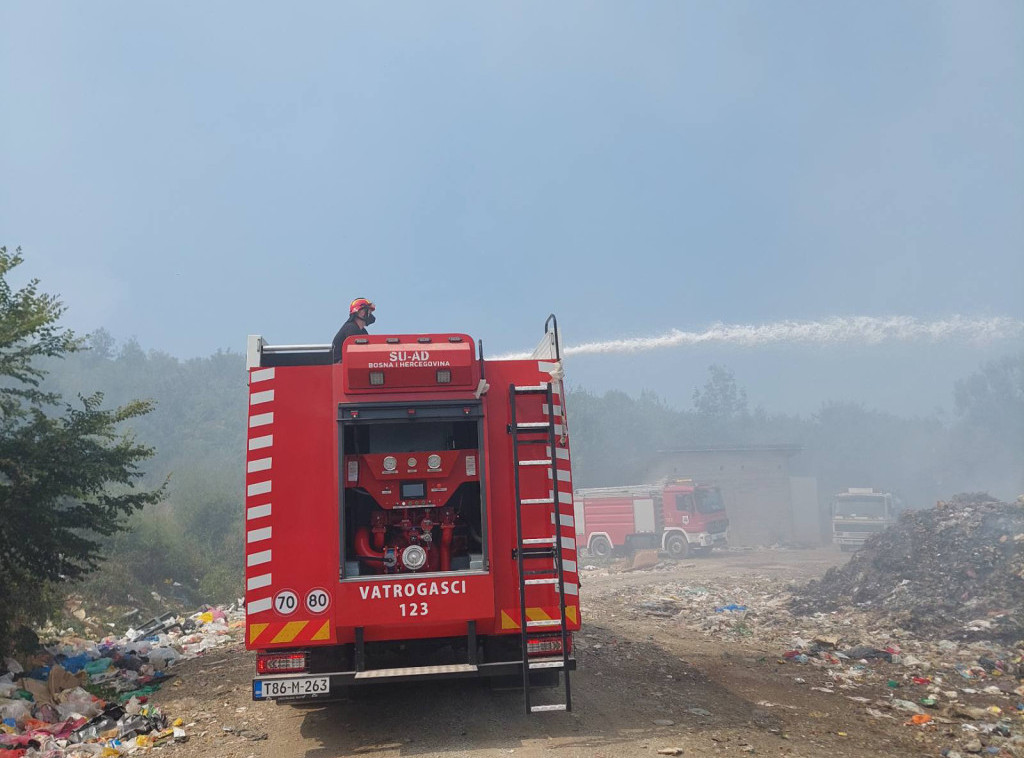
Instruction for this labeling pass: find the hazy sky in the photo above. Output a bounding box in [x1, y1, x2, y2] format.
[2, 2, 1021, 414]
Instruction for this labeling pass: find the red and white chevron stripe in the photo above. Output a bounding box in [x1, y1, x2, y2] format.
[245, 366, 276, 617]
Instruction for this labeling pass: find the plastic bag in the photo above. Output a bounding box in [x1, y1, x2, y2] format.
[0, 698, 32, 727]
[146, 648, 179, 670]
[83, 658, 113, 677]
[55, 687, 103, 720]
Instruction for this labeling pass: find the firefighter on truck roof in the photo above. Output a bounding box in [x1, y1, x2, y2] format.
[332, 298, 376, 363]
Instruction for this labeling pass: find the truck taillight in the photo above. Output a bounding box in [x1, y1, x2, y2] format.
[436, 369, 451, 384]
[527, 635, 568, 657]
[369, 371, 385, 385]
[257, 652, 307, 674]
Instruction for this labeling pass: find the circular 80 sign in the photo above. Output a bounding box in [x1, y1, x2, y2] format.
[305, 588, 331, 614]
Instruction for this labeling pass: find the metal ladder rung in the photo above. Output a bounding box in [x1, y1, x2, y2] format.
[514, 427, 552, 436]
[515, 422, 550, 430]
[521, 497, 554, 505]
[521, 550, 556, 560]
[529, 658, 566, 670]
[531, 704, 567, 712]
[522, 537, 556, 545]
[519, 459, 553, 467]
[526, 619, 562, 628]
[525, 578, 560, 586]
[514, 384, 550, 393]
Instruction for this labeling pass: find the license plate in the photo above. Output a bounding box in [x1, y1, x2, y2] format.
[253, 676, 330, 699]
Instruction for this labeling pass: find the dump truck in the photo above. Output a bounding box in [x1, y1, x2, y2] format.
[244, 316, 579, 713]
[831, 488, 900, 551]
[574, 480, 729, 559]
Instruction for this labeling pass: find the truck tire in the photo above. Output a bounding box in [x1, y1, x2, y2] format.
[665, 533, 690, 560]
[589, 535, 612, 558]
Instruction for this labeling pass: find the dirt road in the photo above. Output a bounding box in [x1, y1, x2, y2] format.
[153, 549, 963, 758]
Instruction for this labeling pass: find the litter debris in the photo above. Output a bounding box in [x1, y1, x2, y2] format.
[792, 496, 1024, 641]
[0, 604, 243, 756]
[584, 496, 1023, 754]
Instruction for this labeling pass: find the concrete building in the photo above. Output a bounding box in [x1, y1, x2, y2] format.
[645, 445, 820, 547]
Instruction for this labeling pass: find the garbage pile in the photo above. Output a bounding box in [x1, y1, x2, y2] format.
[598, 561, 1024, 756]
[0, 606, 242, 757]
[792, 494, 1024, 640]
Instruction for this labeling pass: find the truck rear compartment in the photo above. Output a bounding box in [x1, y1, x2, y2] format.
[245, 322, 580, 712]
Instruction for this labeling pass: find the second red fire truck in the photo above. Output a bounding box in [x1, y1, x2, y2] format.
[574, 480, 730, 558]
[244, 316, 578, 713]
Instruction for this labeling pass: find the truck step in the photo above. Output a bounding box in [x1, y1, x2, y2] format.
[520, 497, 554, 505]
[513, 384, 550, 394]
[519, 459, 553, 467]
[530, 704, 567, 712]
[526, 619, 562, 628]
[354, 663, 478, 680]
[529, 658, 566, 670]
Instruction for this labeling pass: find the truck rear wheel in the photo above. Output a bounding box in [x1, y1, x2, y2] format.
[665, 533, 690, 559]
[589, 535, 612, 558]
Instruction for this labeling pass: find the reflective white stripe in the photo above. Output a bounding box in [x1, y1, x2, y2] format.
[553, 425, 563, 436]
[247, 481, 271, 497]
[541, 405, 562, 416]
[562, 559, 577, 573]
[546, 446, 571, 461]
[250, 389, 275, 405]
[247, 597, 272, 614]
[247, 549, 272, 566]
[247, 526, 272, 543]
[558, 491, 573, 504]
[250, 368, 275, 383]
[247, 457, 272, 473]
[248, 434, 273, 450]
[538, 361, 559, 374]
[563, 584, 579, 596]
[247, 573, 272, 591]
[559, 537, 576, 550]
[247, 503, 272, 520]
[249, 412, 274, 427]
[552, 513, 575, 528]
[546, 468, 572, 482]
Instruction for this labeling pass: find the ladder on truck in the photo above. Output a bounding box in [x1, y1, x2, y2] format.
[509, 380, 572, 714]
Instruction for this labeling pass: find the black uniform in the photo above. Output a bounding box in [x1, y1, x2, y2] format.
[332, 316, 368, 363]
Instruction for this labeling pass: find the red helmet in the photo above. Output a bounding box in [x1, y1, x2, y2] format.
[349, 298, 375, 315]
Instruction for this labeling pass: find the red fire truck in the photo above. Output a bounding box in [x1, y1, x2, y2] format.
[244, 316, 578, 713]
[574, 480, 729, 559]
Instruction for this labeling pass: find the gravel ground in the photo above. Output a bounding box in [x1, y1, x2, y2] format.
[150, 547, 1022, 758]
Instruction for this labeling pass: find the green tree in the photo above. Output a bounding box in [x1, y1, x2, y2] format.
[0, 248, 164, 652]
[951, 352, 1024, 494]
[692, 364, 749, 421]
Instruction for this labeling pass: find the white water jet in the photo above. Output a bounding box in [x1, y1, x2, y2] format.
[498, 316, 1024, 360]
